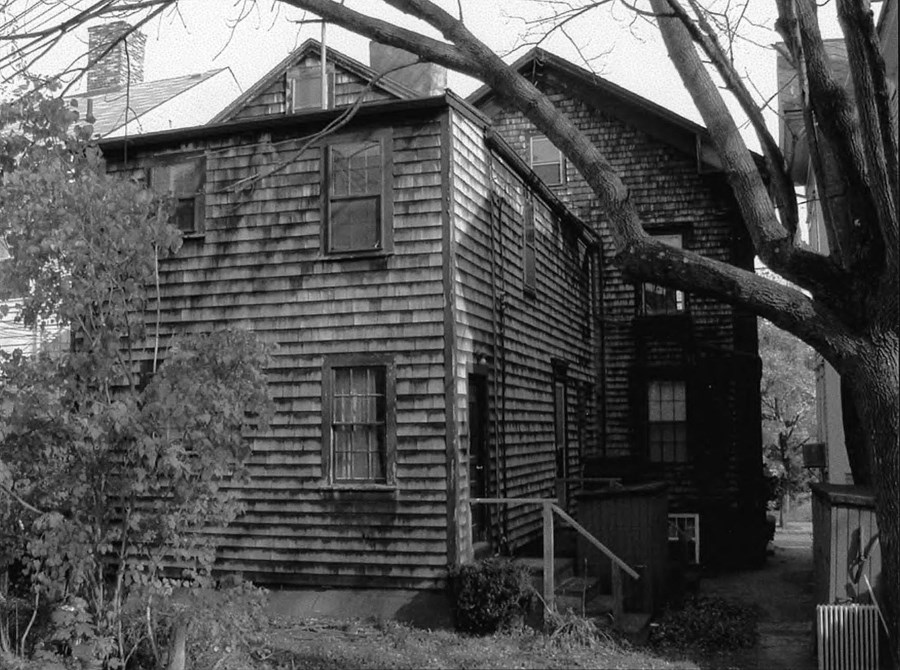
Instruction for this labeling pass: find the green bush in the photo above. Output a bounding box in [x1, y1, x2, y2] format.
[449, 558, 534, 635]
[649, 595, 758, 652]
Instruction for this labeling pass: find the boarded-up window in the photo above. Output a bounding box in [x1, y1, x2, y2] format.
[523, 197, 536, 295]
[150, 157, 206, 235]
[287, 65, 335, 111]
[642, 234, 685, 315]
[648, 379, 688, 462]
[530, 135, 565, 185]
[323, 357, 396, 484]
[326, 138, 391, 254]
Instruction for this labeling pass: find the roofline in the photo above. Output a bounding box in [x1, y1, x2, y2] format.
[98, 94, 454, 155]
[468, 47, 709, 137]
[209, 38, 420, 124]
[99, 89, 595, 247]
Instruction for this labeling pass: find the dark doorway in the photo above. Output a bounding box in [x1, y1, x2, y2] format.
[468, 373, 490, 544]
[554, 375, 569, 508]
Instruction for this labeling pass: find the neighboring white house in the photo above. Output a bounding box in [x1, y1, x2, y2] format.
[776, 0, 898, 484]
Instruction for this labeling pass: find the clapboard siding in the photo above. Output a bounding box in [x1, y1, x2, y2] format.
[479, 70, 765, 567]
[107, 111, 452, 588]
[448, 109, 600, 561]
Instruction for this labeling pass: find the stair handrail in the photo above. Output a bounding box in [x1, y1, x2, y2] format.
[468, 497, 641, 615]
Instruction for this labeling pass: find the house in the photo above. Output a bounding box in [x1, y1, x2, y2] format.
[468, 49, 768, 569]
[97, 40, 602, 588]
[68, 21, 241, 138]
[778, 0, 898, 487]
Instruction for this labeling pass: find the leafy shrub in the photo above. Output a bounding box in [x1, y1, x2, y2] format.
[649, 595, 758, 651]
[449, 557, 533, 635]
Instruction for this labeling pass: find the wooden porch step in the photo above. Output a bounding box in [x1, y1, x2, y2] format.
[517, 556, 575, 584]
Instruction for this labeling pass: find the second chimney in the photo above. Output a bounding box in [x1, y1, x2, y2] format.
[86, 21, 147, 92]
[369, 42, 447, 98]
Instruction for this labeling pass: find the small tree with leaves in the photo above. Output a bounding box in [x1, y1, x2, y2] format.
[0, 85, 274, 667]
[759, 318, 817, 524]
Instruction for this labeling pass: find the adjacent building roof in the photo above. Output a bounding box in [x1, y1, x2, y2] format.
[210, 38, 421, 123]
[69, 68, 241, 138]
[467, 47, 724, 170]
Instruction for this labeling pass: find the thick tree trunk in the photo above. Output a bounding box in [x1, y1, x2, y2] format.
[843, 337, 899, 662]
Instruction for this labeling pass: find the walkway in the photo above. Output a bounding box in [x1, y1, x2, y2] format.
[699, 521, 817, 670]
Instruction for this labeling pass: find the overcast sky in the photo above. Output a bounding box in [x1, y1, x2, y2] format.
[2, 0, 851, 144]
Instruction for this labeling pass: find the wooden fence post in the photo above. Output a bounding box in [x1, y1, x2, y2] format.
[611, 562, 624, 626]
[542, 501, 555, 612]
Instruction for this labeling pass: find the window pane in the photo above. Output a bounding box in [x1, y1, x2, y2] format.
[533, 163, 562, 185]
[329, 196, 380, 252]
[173, 198, 196, 233]
[648, 381, 688, 463]
[292, 74, 323, 110]
[330, 365, 387, 482]
[332, 142, 381, 196]
[531, 136, 560, 164]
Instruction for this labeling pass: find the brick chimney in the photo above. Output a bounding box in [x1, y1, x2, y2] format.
[86, 21, 147, 92]
[369, 42, 446, 97]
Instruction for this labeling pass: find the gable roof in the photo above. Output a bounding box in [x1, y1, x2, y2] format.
[69, 68, 237, 138]
[211, 38, 421, 123]
[467, 48, 723, 170]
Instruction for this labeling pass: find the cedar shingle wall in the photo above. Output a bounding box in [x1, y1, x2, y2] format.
[448, 110, 600, 559]
[483, 78, 764, 566]
[109, 116, 451, 588]
[233, 55, 396, 120]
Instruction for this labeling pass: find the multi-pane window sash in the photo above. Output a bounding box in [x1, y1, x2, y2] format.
[149, 157, 206, 234]
[328, 141, 383, 253]
[530, 135, 565, 185]
[668, 513, 700, 564]
[648, 379, 688, 462]
[331, 366, 387, 482]
[642, 234, 685, 315]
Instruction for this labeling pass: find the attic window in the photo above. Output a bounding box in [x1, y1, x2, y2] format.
[150, 156, 206, 235]
[287, 65, 336, 111]
[530, 135, 565, 186]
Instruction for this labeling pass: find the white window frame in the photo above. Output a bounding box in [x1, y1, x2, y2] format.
[668, 513, 700, 564]
[287, 65, 336, 112]
[529, 135, 565, 186]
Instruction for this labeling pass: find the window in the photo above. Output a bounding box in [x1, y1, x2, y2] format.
[648, 379, 688, 462]
[529, 135, 565, 185]
[150, 157, 206, 235]
[642, 234, 685, 315]
[287, 65, 335, 111]
[523, 197, 536, 294]
[324, 135, 392, 255]
[322, 357, 396, 484]
[668, 513, 700, 564]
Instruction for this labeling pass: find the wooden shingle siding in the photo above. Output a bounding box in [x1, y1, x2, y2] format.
[448, 110, 599, 561]
[108, 113, 452, 588]
[233, 54, 395, 121]
[480, 73, 764, 567]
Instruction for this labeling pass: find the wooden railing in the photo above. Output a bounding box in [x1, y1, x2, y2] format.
[469, 497, 639, 620]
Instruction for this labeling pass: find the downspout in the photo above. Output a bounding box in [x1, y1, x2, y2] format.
[595, 243, 607, 457]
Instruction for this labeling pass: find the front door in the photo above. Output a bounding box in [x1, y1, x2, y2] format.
[468, 373, 490, 544]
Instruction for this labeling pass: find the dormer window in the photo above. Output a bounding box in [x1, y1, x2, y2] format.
[530, 135, 565, 186]
[287, 65, 336, 111]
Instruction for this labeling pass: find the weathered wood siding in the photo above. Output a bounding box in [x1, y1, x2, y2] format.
[479, 72, 765, 568]
[107, 112, 451, 588]
[231, 54, 397, 121]
[811, 484, 883, 606]
[447, 109, 600, 560]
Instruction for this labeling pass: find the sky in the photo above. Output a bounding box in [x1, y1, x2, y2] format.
[1, 0, 851, 145]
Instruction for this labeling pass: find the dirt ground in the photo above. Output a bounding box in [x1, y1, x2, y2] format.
[692, 521, 817, 670]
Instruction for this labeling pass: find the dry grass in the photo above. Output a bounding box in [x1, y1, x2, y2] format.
[251, 616, 699, 670]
